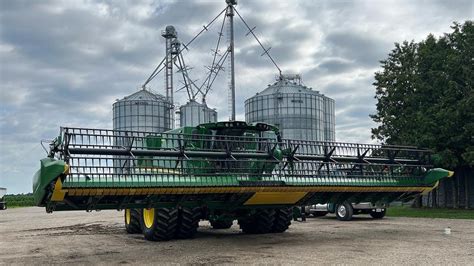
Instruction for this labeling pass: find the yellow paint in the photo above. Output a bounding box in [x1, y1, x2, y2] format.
[63, 164, 70, 174]
[143, 208, 155, 228]
[244, 192, 307, 205]
[125, 209, 131, 225]
[63, 185, 431, 197]
[422, 181, 439, 195]
[51, 179, 66, 201]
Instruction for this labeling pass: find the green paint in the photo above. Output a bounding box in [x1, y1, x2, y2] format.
[32, 121, 452, 212]
[32, 158, 66, 206]
[423, 168, 452, 184]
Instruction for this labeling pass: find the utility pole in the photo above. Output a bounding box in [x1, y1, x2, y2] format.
[226, 0, 237, 121]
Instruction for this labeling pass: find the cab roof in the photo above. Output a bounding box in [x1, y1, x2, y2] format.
[197, 121, 279, 133]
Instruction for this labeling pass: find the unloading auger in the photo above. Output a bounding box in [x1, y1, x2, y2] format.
[32, 121, 452, 240]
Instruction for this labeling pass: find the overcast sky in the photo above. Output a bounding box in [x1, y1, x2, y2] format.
[0, 0, 472, 194]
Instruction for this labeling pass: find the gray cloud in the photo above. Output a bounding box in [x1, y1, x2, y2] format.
[0, 0, 472, 193]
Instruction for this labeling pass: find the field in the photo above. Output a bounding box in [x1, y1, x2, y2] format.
[1, 207, 473, 265]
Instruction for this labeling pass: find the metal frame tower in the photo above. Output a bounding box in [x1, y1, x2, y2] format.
[226, 0, 237, 121]
[142, 1, 281, 124]
[162, 26, 179, 128]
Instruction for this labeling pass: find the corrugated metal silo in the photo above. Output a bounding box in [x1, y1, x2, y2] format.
[113, 89, 173, 132]
[112, 89, 172, 174]
[245, 74, 335, 141]
[178, 99, 217, 127]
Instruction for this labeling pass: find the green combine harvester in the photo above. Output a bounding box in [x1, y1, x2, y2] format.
[33, 121, 451, 241]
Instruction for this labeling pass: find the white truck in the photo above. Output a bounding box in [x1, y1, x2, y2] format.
[305, 202, 387, 221]
[0, 187, 6, 210]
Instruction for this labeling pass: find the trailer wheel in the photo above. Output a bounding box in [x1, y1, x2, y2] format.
[272, 208, 292, 233]
[175, 207, 200, 239]
[335, 202, 353, 221]
[370, 209, 386, 219]
[124, 208, 142, 234]
[239, 209, 275, 234]
[142, 208, 178, 241]
[210, 219, 233, 229]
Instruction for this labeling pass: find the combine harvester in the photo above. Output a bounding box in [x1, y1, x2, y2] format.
[33, 121, 451, 241]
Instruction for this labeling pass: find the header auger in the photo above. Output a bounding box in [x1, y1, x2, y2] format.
[33, 121, 452, 241]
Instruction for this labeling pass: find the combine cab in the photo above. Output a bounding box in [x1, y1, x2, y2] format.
[33, 121, 451, 241]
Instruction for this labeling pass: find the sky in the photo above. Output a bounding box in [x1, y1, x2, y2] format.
[0, 0, 472, 194]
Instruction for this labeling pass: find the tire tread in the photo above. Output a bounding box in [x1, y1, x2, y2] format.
[176, 207, 200, 239]
[125, 209, 142, 234]
[272, 208, 292, 233]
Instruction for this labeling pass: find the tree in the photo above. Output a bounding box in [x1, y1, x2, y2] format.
[371, 21, 473, 208]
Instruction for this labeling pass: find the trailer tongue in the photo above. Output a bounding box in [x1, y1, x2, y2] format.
[32, 121, 451, 240]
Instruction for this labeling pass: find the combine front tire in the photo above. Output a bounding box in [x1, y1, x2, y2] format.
[272, 208, 292, 233]
[175, 207, 200, 239]
[239, 209, 275, 234]
[124, 208, 142, 234]
[142, 208, 178, 241]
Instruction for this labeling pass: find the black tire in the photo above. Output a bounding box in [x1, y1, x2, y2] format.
[142, 208, 178, 241]
[370, 209, 386, 219]
[272, 208, 292, 233]
[210, 219, 233, 229]
[239, 209, 275, 234]
[335, 202, 353, 221]
[312, 211, 328, 217]
[124, 208, 142, 234]
[176, 207, 200, 239]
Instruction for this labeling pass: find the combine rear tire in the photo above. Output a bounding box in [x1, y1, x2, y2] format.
[335, 202, 353, 221]
[176, 207, 200, 239]
[210, 219, 233, 229]
[370, 209, 386, 219]
[124, 208, 142, 234]
[142, 208, 178, 241]
[272, 208, 292, 233]
[239, 209, 275, 234]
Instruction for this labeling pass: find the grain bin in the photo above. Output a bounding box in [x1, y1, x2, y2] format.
[245, 74, 335, 141]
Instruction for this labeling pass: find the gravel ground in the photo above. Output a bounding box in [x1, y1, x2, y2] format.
[1, 207, 473, 265]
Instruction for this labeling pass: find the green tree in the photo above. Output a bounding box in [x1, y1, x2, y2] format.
[371, 21, 473, 208]
[371, 21, 473, 168]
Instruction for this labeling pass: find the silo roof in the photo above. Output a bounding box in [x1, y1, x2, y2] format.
[182, 99, 202, 106]
[255, 80, 321, 96]
[118, 89, 167, 102]
[181, 99, 217, 110]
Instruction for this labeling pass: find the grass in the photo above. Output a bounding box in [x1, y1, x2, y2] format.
[2, 205, 30, 209]
[387, 206, 474, 219]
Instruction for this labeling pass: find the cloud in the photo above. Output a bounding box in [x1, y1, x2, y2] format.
[0, 0, 472, 193]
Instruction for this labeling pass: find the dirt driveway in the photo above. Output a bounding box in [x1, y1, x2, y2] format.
[1, 207, 473, 265]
